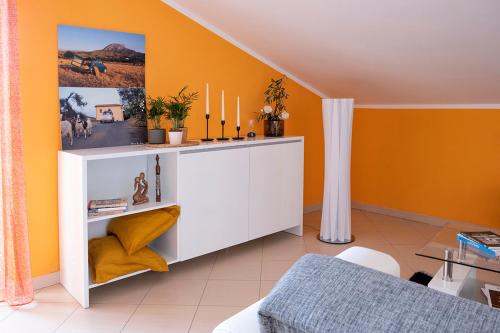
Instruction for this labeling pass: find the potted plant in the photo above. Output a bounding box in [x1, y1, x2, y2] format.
[165, 86, 199, 144]
[257, 76, 289, 137]
[146, 96, 168, 144]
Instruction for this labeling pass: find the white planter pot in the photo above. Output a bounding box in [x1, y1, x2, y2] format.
[168, 131, 183, 145]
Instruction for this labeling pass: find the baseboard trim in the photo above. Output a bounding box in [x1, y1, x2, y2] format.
[353, 202, 500, 232]
[352, 202, 448, 227]
[307, 201, 497, 231]
[304, 203, 322, 214]
[32, 272, 60, 290]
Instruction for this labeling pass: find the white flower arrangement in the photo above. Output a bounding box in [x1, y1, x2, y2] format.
[279, 111, 289, 120]
[257, 76, 289, 122]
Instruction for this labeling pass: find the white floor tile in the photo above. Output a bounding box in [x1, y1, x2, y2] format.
[261, 260, 296, 280]
[0, 302, 78, 333]
[189, 306, 243, 333]
[35, 284, 77, 304]
[90, 273, 153, 304]
[55, 303, 136, 333]
[142, 279, 207, 305]
[162, 254, 216, 280]
[200, 280, 259, 307]
[122, 304, 196, 333]
[259, 280, 278, 298]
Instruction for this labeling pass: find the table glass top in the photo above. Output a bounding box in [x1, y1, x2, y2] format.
[416, 227, 500, 273]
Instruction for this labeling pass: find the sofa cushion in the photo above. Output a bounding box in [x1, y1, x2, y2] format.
[88, 235, 168, 284]
[258, 254, 500, 333]
[107, 205, 180, 255]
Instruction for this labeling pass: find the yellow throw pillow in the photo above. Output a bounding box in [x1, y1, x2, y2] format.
[88, 235, 168, 284]
[107, 205, 180, 255]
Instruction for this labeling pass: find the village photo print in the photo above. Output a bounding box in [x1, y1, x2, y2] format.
[58, 25, 146, 150]
[59, 87, 147, 149]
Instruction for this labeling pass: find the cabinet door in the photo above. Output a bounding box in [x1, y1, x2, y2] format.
[179, 148, 249, 260]
[249, 141, 304, 240]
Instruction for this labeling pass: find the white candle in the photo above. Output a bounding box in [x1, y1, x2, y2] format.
[221, 90, 225, 121]
[205, 83, 209, 115]
[237, 96, 240, 127]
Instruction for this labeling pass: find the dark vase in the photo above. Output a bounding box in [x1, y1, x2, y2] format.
[264, 120, 284, 137]
[148, 128, 166, 144]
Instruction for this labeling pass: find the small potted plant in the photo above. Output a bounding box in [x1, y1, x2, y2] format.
[165, 86, 199, 144]
[146, 96, 168, 144]
[257, 76, 289, 137]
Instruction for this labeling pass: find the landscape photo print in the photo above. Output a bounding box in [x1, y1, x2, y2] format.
[58, 25, 145, 88]
[58, 25, 147, 150]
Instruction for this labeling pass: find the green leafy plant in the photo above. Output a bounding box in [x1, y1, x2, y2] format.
[146, 96, 168, 129]
[257, 76, 289, 121]
[165, 86, 199, 130]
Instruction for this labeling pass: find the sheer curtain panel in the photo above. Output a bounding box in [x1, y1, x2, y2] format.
[0, 0, 33, 305]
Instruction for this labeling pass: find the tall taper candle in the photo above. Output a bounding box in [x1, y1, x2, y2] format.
[221, 90, 225, 121]
[205, 83, 209, 115]
[237, 96, 240, 127]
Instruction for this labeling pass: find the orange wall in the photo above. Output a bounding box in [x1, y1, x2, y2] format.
[17, 0, 322, 277]
[19, 0, 499, 279]
[352, 108, 500, 229]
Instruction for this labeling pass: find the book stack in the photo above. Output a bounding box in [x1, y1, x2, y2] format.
[456, 231, 500, 257]
[482, 284, 500, 309]
[88, 198, 128, 217]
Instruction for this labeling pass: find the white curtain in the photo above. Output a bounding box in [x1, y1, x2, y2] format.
[320, 99, 354, 243]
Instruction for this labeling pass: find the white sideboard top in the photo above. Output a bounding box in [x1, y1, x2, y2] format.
[59, 136, 304, 160]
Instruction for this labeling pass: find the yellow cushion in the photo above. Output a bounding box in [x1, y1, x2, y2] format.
[88, 235, 168, 284]
[107, 206, 180, 255]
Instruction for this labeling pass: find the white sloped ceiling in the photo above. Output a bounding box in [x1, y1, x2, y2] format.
[163, 0, 500, 104]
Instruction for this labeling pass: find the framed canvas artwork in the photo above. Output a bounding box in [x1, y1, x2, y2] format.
[58, 25, 147, 150]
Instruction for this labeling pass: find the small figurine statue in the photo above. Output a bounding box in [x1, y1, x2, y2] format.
[155, 154, 161, 202]
[132, 172, 149, 205]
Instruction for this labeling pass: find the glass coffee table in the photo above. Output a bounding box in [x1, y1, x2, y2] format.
[416, 227, 500, 304]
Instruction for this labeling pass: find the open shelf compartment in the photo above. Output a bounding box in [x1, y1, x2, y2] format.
[87, 215, 180, 288]
[85, 150, 180, 289]
[86, 152, 178, 221]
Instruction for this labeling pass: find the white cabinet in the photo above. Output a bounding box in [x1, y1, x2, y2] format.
[178, 148, 250, 260]
[58, 136, 303, 308]
[249, 142, 304, 239]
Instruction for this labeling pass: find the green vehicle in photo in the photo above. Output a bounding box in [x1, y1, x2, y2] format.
[70, 55, 107, 76]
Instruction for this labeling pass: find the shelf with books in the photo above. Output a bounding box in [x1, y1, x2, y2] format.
[87, 200, 177, 223]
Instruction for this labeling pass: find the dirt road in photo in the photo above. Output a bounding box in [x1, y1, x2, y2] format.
[62, 120, 147, 150]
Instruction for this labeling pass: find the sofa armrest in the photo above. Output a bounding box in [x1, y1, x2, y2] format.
[212, 246, 400, 333]
[212, 299, 264, 333]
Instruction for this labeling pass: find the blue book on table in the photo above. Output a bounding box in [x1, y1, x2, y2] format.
[456, 233, 497, 256]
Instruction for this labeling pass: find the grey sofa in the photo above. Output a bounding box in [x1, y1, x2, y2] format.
[258, 254, 500, 333]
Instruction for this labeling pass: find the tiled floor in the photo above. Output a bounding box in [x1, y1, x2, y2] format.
[0, 209, 494, 332]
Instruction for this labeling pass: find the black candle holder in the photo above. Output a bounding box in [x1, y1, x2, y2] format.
[217, 120, 229, 141]
[232, 126, 244, 140]
[201, 114, 214, 142]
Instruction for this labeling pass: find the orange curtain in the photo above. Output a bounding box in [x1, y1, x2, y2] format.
[0, 0, 33, 305]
